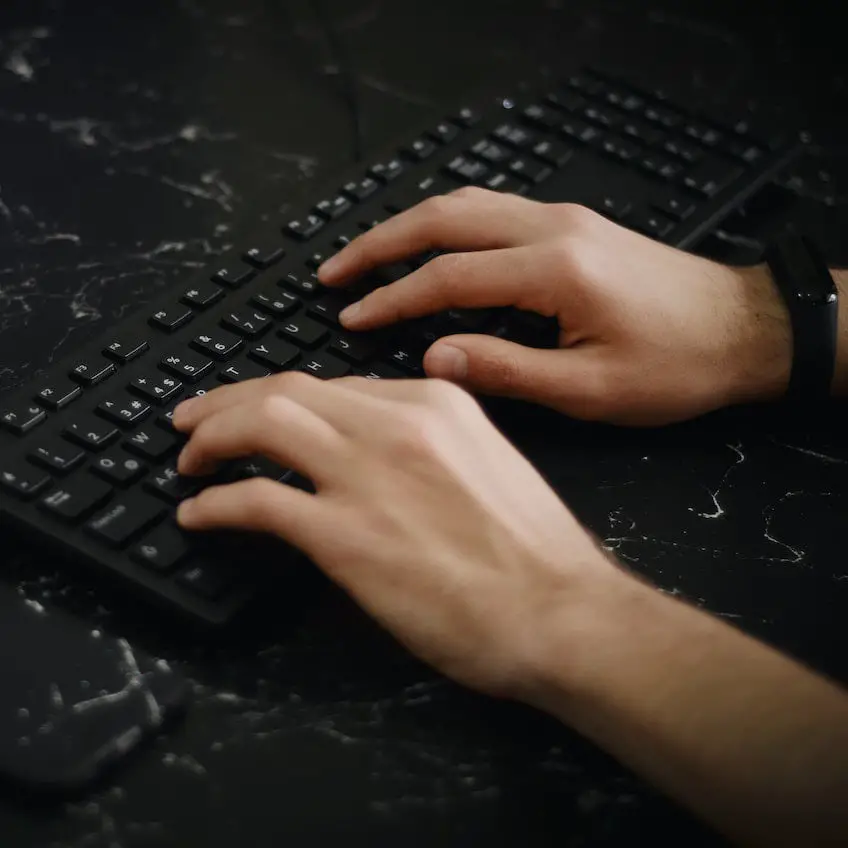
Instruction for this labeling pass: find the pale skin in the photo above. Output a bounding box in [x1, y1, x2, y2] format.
[172, 188, 848, 847]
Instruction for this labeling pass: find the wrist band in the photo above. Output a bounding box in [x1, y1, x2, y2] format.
[764, 230, 838, 400]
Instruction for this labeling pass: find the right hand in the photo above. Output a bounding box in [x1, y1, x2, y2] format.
[318, 188, 791, 425]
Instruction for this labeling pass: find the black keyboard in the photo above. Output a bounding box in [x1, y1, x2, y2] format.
[0, 67, 799, 626]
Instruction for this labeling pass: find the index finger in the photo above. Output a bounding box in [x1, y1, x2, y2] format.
[317, 187, 540, 286]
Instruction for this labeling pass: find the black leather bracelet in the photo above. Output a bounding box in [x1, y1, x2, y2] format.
[764, 230, 838, 400]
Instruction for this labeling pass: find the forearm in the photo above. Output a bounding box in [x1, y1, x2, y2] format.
[524, 570, 848, 847]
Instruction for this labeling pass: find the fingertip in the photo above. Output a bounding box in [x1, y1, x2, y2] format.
[172, 398, 197, 430]
[424, 343, 468, 380]
[338, 301, 363, 328]
[176, 497, 198, 527]
[317, 254, 344, 283]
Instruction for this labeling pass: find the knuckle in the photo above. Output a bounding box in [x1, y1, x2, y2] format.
[240, 479, 283, 521]
[273, 370, 312, 392]
[556, 202, 594, 228]
[448, 184, 487, 203]
[388, 408, 441, 456]
[257, 393, 292, 427]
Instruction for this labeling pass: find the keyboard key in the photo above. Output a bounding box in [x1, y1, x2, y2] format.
[86, 494, 165, 547]
[566, 72, 605, 96]
[2, 403, 47, 435]
[299, 354, 351, 379]
[177, 561, 236, 600]
[721, 134, 763, 164]
[29, 440, 85, 474]
[248, 339, 300, 371]
[383, 344, 424, 375]
[583, 104, 623, 130]
[470, 139, 511, 165]
[0, 461, 51, 499]
[225, 456, 290, 482]
[600, 136, 642, 163]
[64, 415, 119, 450]
[663, 139, 702, 164]
[280, 273, 320, 299]
[181, 282, 224, 310]
[210, 260, 254, 288]
[682, 158, 744, 198]
[630, 210, 675, 241]
[251, 289, 300, 318]
[241, 242, 285, 269]
[278, 317, 329, 349]
[221, 309, 272, 339]
[305, 251, 326, 271]
[509, 158, 552, 185]
[315, 195, 353, 220]
[484, 172, 526, 195]
[307, 293, 350, 326]
[328, 333, 378, 365]
[531, 139, 573, 167]
[42, 478, 112, 522]
[132, 522, 191, 573]
[69, 357, 117, 388]
[342, 177, 379, 202]
[369, 159, 405, 184]
[144, 463, 205, 504]
[92, 450, 147, 485]
[605, 89, 644, 113]
[638, 153, 683, 181]
[560, 118, 601, 145]
[103, 336, 149, 364]
[451, 107, 481, 128]
[125, 427, 179, 461]
[644, 103, 683, 129]
[161, 352, 214, 383]
[130, 373, 183, 405]
[683, 121, 722, 147]
[35, 378, 82, 412]
[492, 123, 535, 150]
[621, 120, 665, 147]
[522, 104, 559, 129]
[427, 122, 459, 145]
[402, 138, 437, 161]
[97, 394, 151, 427]
[149, 304, 193, 333]
[544, 90, 587, 113]
[652, 193, 696, 221]
[444, 155, 489, 184]
[219, 361, 271, 384]
[285, 214, 324, 241]
[359, 362, 405, 380]
[590, 196, 632, 221]
[192, 330, 243, 361]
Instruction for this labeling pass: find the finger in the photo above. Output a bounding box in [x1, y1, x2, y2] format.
[423, 334, 609, 417]
[338, 244, 559, 331]
[177, 392, 346, 483]
[177, 477, 327, 553]
[317, 187, 542, 285]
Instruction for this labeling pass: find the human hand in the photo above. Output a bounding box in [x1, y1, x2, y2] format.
[172, 373, 623, 698]
[318, 188, 791, 425]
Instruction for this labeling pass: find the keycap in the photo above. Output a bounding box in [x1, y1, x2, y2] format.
[720, 135, 763, 164]
[0, 461, 51, 499]
[29, 440, 86, 474]
[278, 317, 329, 349]
[407, 174, 453, 204]
[359, 363, 405, 380]
[638, 153, 683, 181]
[306, 293, 351, 326]
[560, 118, 601, 144]
[42, 478, 112, 522]
[299, 355, 351, 379]
[161, 352, 214, 383]
[224, 456, 290, 482]
[91, 450, 147, 485]
[177, 561, 236, 600]
[328, 333, 378, 365]
[144, 463, 205, 504]
[683, 121, 722, 147]
[427, 122, 459, 145]
[531, 139, 573, 167]
[313, 194, 352, 221]
[64, 415, 120, 450]
[682, 158, 744, 199]
[444, 155, 489, 184]
[451, 107, 481, 128]
[2, 403, 47, 435]
[210, 260, 254, 288]
[630, 210, 675, 240]
[248, 339, 301, 371]
[384, 344, 424, 375]
[181, 282, 224, 310]
[599, 136, 641, 163]
[644, 104, 683, 129]
[605, 89, 644, 113]
[219, 361, 271, 384]
[652, 193, 696, 221]
[508, 158, 552, 184]
[129, 373, 183, 405]
[402, 138, 437, 161]
[583, 104, 623, 130]
[492, 123, 535, 149]
[191, 330, 243, 361]
[102, 336, 149, 364]
[69, 357, 117, 387]
[369, 159, 405, 183]
[248, 289, 298, 320]
[221, 309, 272, 339]
[621, 120, 665, 147]
[280, 273, 319, 299]
[97, 394, 151, 426]
[132, 522, 191, 573]
[342, 177, 379, 202]
[125, 427, 179, 461]
[470, 139, 511, 165]
[663, 139, 702, 164]
[591, 196, 632, 221]
[484, 173, 526, 195]
[566, 72, 605, 96]
[305, 252, 326, 271]
[285, 214, 324, 241]
[241, 242, 285, 269]
[35, 378, 82, 411]
[522, 104, 559, 129]
[149, 304, 193, 333]
[544, 90, 586, 113]
[86, 494, 166, 547]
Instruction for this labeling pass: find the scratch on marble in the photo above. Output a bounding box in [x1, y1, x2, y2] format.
[769, 438, 848, 465]
[762, 492, 806, 564]
[162, 752, 207, 775]
[358, 74, 436, 107]
[690, 442, 745, 519]
[2, 27, 51, 83]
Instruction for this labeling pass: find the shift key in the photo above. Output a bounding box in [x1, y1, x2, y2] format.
[86, 493, 166, 547]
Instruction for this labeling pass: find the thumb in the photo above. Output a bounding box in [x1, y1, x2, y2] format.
[423, 334, 604, 413]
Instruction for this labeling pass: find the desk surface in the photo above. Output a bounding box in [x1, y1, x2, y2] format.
[1, 2, 847, 846]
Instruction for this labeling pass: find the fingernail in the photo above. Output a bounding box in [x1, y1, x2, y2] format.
[426, 344, 468, 380]
[339, 301, 363, 327]
[177, 498, 196, 525]
[317, 255, 341, 282]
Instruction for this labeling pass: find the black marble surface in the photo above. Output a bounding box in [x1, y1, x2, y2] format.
[1, 1, 847, 846]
